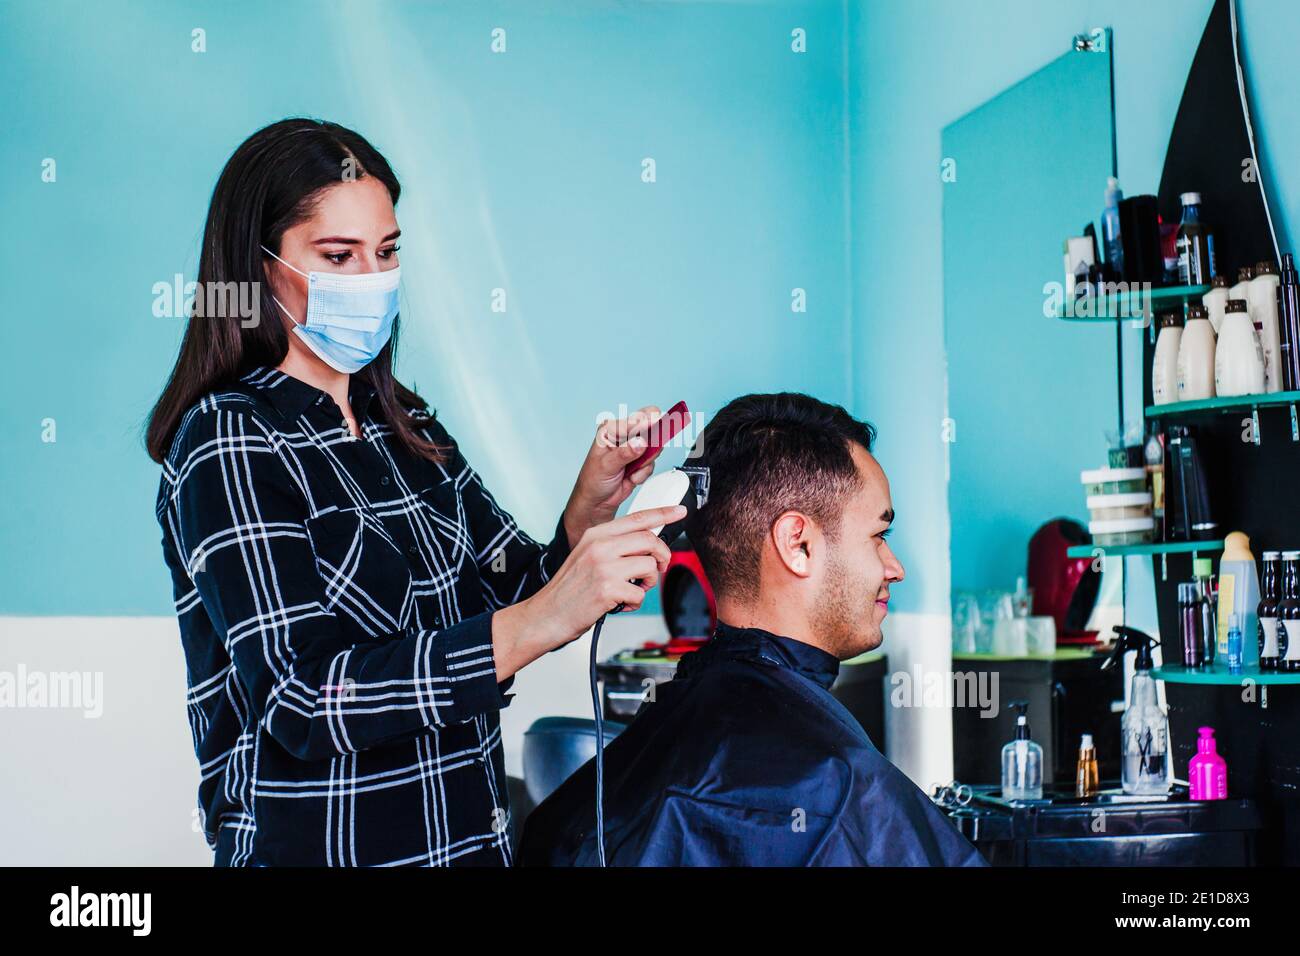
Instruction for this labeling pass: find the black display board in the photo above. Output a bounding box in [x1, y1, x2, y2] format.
[1144, 0, 1298, 864]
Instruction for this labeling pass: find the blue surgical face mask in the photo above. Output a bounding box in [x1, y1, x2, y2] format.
[262, 245, 401, 373]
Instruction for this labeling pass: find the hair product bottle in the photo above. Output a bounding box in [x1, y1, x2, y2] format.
[1165, 426, 1217, 542]
[1179, 583, 1204, 668]
[1258, 551, 1281, 671]
[1102, 177, 1125, 281]
[1249, 260, 1282, 393]
[1145, 426, 1166, 540]
[1215, 299, 1266, 397]
[1193, 557, 1218, 665]
[1280, 551, 1300, 673]
[1076, 734, 1099, 798]
[1175, 192, 1215, 285]
[1177, 304, 1217, 401]
[1103, 627, 1169, 796]
[1001, 701, 1043, 800]
[1216, 532, 1259, 663]
[1230, 265, 1254, 307]
[1188, 727, 1228, 801]
[1278, 254, 1300, 391]
[1203, 274, 1230, 334]
[1153, 311, 1183, 405]
[1226, 613, 1243, 672]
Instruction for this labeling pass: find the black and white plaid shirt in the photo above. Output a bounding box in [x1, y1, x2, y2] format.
[156, 365, 569, 866]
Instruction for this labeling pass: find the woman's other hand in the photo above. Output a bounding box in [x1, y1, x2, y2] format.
[562, 405, 668, 547]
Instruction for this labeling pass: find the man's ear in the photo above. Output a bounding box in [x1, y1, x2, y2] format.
[771, 511, 814, 579]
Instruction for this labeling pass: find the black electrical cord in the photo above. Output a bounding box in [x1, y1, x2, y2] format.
[589, 612, 609, 867]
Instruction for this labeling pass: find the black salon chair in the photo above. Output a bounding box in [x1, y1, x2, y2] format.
[522, 716, 627, 808]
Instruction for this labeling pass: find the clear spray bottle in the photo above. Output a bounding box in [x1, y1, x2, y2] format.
[1102, 626, 1170, 795]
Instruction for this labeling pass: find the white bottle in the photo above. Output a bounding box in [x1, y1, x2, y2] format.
[1177, 304, 1216, 400]
[1229, 265, 1254, 309]
[1152, 312, 1183, 405]
[1202, 274, 1229, 334]
[1215, 298, 1266, 396]
[1249, 260, 1282, 393]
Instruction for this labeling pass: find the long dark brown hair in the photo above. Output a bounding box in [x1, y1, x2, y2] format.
[146, 118, 446, 464]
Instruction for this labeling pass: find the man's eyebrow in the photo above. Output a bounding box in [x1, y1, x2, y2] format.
[880, 508, 895, 523]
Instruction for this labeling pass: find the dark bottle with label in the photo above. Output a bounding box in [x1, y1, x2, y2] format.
[1279, 551, 1300, 672]
[1176, 192, 1216, 286]
[1179, 583, 1204, 668]
[1164, 426, 1216, 541]
[1278, 253, 1300, 391]
[1258, 551, 1281, 671]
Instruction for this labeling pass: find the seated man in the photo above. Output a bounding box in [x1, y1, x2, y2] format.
[520, 393, 985, 867]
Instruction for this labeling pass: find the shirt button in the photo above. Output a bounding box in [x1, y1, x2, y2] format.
[407, 546, 419, 557]
[380, 476, 390, 486]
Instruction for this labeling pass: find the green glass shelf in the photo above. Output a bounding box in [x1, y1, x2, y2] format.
[1053, 284, 1210, 322]
[1066, 540, 1224, 559]
[1153, 663, 1300, 685]
[1146, 390, 1300, 418]
[954, 649, 1100, 662]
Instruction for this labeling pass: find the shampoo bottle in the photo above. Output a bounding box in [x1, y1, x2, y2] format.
[1188, 726, 1228, 801]
[1153, 311, 1183, 405]
[1215, 298, 1266, 397]
[1203, 274, 1230, 335]
[1230, 265, 1254, 308]
[1249, 260, 1282, 393]
[1177, 304, 1217, 401]
[1216, 531, 1260, 665]
[1001, 700, 1043, 800]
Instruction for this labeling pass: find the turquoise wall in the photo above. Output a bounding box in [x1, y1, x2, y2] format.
[9, 0, 1300, 621]
[0, 0, 851, 615]
[848, 0, 1300, 617]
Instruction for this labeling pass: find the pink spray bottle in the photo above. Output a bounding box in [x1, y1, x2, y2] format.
[1188, 726, 1228, 800]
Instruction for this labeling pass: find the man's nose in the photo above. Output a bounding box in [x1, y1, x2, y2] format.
[883, 543, 905, 582]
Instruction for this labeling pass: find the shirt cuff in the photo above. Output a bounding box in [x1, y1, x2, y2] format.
[425, 610, 513, 722]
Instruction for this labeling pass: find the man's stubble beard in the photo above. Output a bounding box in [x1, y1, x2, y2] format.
[812, 547, 880, 660]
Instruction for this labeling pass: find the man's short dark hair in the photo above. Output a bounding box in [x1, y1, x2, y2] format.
[684, 393, 876, 602]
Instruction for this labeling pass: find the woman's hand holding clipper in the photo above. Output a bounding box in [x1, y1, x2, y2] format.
[491, 505, 684, 680]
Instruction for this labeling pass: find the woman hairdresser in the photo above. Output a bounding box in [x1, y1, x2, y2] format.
[146, 119, 683, 867]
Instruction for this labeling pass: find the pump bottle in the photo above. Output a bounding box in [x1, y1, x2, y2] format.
[1001, 700, 1043, 800]
[1188, 727, 1228, 801]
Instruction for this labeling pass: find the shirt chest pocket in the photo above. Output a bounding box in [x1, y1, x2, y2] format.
[303, 507, 414, 638]
[413, 481, 476, 577]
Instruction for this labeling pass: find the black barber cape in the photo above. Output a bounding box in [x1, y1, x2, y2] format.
[519, 623, 987, 867]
